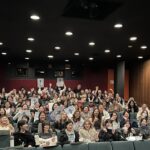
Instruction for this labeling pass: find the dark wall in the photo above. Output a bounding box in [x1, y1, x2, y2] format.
[0, 63, 108, 91]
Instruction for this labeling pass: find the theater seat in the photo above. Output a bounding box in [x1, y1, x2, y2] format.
[134, 141, 150, 150]
[63, 143, 88, 150]
[111, 141, 134, 150]
[89, 142, 112, 150]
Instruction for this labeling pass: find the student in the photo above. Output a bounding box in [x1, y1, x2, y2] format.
[59, 120, 79, 145]
[79, 120, 98, 142]
[14, 120, 35, 147]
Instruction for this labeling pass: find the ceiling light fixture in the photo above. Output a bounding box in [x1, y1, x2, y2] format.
[116, 55, 122, 58]
[89, 42, 95, 46]
[26, 49, 32, 53]
[65, 31, 73, 36]
[30, 15, 40, 20]
[114, 23, 123, 28]
[27, 37, 35, 41]
[65, 59, 69, 62]
[128, 45, 133, 48]
[54, 46, 61, 50]
[74, 53, 79, 56]
[25, 57, 29, 60]
[89, 57, 94, 60]
[104, 49, 110, 53]
[138, 56, 143, 59]
[140, 45, 147, 50]
[129, 36, 137, 41]
[39, 71, 45, 74]
[48, 55, 54, 58]
[0, 42, 3, 45]
[1, 52, 7, 55]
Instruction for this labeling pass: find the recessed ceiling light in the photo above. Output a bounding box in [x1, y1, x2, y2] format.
[30, 15, 40, 20]
[0, 42, 3, 45]
[74, 53, 79, 56]
[128, 45, 133, 48]
[8, 62, 11, 65]
[89, 57, 94, 60]
[140, 45, 147, 50]
[26, 49, 32, 53]
[65, 59, 69, 62]
[1, 52, 7, 55]
[39, 71, 45, 74]
[116, 55, 122, 58]
[65, 31, 73, 36]
[138, 56, 143, 59]
[89, 42, 95, 46]
[129, 36, 137, 41]
[25, 57, 29, 60]
[104, 49, 110, 53]
[114, 23, 123, 28]
[48, 55, 54, 58]
[27, 37, 34, 41]
[54, 46, 61, 50]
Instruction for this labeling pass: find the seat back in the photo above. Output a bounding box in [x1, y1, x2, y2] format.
[111, 141, 134, 150]
[89, 142, 112, 150]
[134, 141, 150, 150]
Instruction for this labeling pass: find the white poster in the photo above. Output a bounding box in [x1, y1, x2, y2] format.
[56, 78, 64, 87]
[37, 78, 44, 88]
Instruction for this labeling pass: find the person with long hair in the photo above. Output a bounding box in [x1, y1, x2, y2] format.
[31, 112, 46, 133]
[0, 115, 14, 134]
[99, 119, 120, 141]
[89, 108, 102, 131]
[54, 112, 69, 131]
[72, 110, 84, 131]
[79, 120, 98, 142]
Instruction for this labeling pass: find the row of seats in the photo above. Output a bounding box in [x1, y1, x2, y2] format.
[0, 141, 150, 150]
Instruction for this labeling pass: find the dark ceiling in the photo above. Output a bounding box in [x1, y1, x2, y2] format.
[0, 0, 150, 65]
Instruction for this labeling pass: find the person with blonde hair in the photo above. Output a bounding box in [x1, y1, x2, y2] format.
[79, 119, 98, 142]
[0, 115, 14, 134]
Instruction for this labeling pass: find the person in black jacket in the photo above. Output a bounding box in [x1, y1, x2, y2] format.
[14, 120, 35, 147]
[99, 119, 120, 141]
[59, 120, 79, 146]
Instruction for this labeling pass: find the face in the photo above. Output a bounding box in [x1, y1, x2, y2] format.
[40, 113, 46, 121]
[39, 106, 45, 112]
[141, 119, 147, 126]
[106, 121, 112, 129]
[61, 113, 67, 120]
[125, 122, 130, 128]
[75, 111, 80, 118]
[84, 121, 91, 130]
[142, 104, 147, 110]
[94, 109, 99, 116]
[130, 101, 134, 107]
[44, 125, 50, 132]
[22, 104, 28, 110]
[84, 107, 89, 113]
[0, 116, 9, 124]
[53, 104, 58, 110]
[112, 113, 117, 120]
[99, 105, 104, 113]
[124, 112, 129, 118]
[0, 108, 5, 115]
[21, 123, 29, 131]
[22, 117, 28, 122]
[5, 102, 10, 108]
[66, 123, 73, 131]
